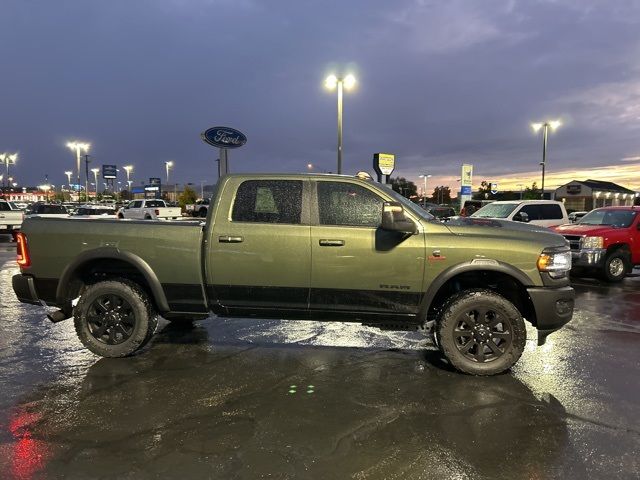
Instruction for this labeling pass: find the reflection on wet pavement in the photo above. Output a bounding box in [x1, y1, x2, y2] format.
[0, 251, 639, 479]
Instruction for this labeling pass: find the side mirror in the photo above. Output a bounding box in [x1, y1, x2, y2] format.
[381, 202, 417, 234]
[513, 211, 530, 223]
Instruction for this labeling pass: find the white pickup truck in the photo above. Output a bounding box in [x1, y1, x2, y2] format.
[117, 199, 181, 220]
[0, 200, 24, 235]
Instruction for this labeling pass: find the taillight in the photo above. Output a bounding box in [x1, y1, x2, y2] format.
[155, 209, 160, 216]
[16, 232, 31, 267]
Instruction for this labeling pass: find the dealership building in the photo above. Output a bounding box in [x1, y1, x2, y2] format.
[554, 179, 639, 211]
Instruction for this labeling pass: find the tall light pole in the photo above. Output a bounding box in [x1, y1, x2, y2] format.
[517, 183, 524, 200]
[123, 165, 133, 191]
[91, 168, 99, 198]
[419, 174, 432, 208]
[165, 161, 173, 184]
[531, 121, 561, 199]
[324, 73, 356, 174]
[0, 153, 18, 187]
[66, 141, 90, 189]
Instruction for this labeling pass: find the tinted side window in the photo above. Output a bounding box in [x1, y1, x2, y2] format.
[540, 204, 563, 219]
[519, 204, 542, 220]
[132, 201, 143, 208]
[317, 182, 383, 227]
[0, 202, 10, 211]
[232, 180, 303, 224]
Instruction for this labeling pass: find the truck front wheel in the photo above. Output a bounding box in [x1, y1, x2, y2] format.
[601, 251, 629, 282]
[436, 289, 526, 376]
[74, 279, 158, 357]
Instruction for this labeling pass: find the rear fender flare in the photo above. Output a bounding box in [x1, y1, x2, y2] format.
[56, 247, 170, 313]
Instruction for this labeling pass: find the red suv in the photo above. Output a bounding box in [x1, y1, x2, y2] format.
[552, 206, 640, 282]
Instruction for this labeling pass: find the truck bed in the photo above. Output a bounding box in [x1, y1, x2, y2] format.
[19, 217, 206, 312]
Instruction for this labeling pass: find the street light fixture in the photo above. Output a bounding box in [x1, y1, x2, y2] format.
[91, 168, 100, 198]
[324, 73, 357, 174]
[123, 165, 133, 191]
[165, 161, 173, 184]
[0, 153, 18, 187]
[531, 120, 561, 199]
[419, 174, 432, 208]
[66, 141, 90, 188]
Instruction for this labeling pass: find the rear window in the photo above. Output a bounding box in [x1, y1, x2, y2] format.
[145, 200, 166, 208]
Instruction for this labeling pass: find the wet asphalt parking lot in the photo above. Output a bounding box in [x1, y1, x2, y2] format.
[0, 234, 639, 479]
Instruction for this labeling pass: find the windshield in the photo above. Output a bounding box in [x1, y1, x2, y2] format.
[385, 188, 435, 221]
[471, 203, 518, 218]
[579, 209, 637, 227]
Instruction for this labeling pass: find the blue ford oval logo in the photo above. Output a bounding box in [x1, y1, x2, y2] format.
[201, 126, 247, 149]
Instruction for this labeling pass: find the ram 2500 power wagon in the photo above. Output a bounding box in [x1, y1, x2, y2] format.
[12, 174, 575, 375]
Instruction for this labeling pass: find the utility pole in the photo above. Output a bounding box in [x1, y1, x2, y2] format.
[84, 155, 91, 203]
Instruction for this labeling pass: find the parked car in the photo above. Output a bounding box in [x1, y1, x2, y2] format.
[425, 205, 456, 221]
[568, 211, 588, 223]
[12, 173, 574, 375]
[72, 205, 118, 218]
[471, 200, 569, 228]
[552, 206, 640, 282]
[26, 203, 69, 217]
[0, 199, 24, 236]
[117, 199, 181, 220]
[186, 198, 210, 217]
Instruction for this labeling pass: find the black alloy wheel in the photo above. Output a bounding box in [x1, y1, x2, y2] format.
[437, 289, 526, 375]
[451, 306, 513, 364]
[74, 279, 158, 357]
[86, 294, 136, 345]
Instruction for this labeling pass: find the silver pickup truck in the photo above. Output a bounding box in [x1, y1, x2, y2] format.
[0, 200, 24, 236]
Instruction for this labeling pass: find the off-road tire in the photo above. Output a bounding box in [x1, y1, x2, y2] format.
[74, 279, 158, 357]
[436, 289, 526, 376]
[601, 251, 629, 283]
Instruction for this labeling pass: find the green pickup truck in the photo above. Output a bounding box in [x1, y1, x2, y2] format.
[12, 174, 574, 375]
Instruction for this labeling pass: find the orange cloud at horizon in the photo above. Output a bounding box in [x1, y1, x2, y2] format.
[423, 162, 640, 195]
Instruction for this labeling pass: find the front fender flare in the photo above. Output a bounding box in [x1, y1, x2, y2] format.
[418, 260, 533, 320]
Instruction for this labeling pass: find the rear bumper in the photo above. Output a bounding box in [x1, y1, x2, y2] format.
[12, 274, 46, 306]
[527, 285, 575, 345]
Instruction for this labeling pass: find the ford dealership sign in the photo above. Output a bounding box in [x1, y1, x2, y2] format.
[201, 126, 247, 149]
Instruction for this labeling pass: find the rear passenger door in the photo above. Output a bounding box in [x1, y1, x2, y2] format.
[207, 178, 311, 313]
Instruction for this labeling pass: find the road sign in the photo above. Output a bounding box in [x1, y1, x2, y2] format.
[491, 183, 498, 195]
[102, 165, 117, 179]
[373, 153, 395, 176]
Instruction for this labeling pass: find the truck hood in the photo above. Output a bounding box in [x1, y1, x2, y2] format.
[552, 224, 619, 236]
[444, 217, 567, 247]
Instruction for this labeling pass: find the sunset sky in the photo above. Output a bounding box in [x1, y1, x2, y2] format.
[1, 0, 639, 194]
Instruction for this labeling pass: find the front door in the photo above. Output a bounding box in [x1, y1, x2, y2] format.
[310, 180, 425, 320]
[207, 178, 311, 313]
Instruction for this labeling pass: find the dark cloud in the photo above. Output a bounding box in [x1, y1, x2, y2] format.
[1, 0, 638, 188]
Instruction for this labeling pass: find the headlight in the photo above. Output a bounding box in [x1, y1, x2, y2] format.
[537, 249, 572, 278]
[581, 236, 604, 249]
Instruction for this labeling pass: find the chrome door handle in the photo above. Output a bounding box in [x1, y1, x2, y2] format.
[319, 239, 345, 247]
[218, 235, 243, 243]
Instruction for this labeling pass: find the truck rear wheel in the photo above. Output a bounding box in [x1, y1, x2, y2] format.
[74, 279, 158, 357]
[436, 289, 526, 376]
[601, 251, 629, 282]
